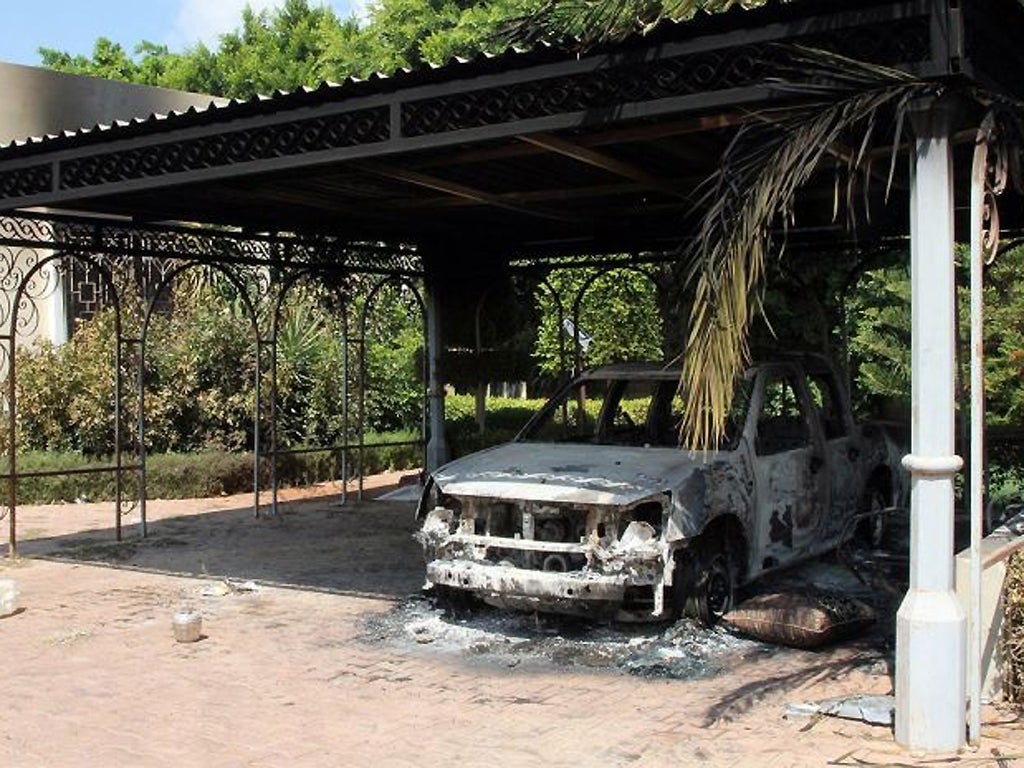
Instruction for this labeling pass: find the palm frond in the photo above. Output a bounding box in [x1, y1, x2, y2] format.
[678, 47, 936, 450]
[506, 1, 760, 48]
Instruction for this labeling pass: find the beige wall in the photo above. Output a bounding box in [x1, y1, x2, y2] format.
[0, 63, 218, 350]
[0, 60, 216, 146]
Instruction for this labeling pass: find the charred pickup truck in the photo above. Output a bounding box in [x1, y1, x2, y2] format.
[416, 359, 902, 624]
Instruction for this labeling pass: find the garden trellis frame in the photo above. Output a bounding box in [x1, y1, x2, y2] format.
[0, 210, 424, 555]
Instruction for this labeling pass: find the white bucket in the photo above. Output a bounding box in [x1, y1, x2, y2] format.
[0, 578, 18, 618]
[172, 610, 202, 643]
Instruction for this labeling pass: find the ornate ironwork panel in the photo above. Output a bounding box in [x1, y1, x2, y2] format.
[59, 106, 391, 190]
[0, 164, 52, 201]
[68, 259, 114, 324]
[402, 19, 931, 138]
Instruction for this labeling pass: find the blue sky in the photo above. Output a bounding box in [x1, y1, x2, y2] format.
[1, 0, 367, 67]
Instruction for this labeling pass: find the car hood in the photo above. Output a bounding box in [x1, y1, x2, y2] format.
[433, 442, 712, 507]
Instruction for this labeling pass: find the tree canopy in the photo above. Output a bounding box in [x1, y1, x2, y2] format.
[39, 0, 542, 98]
[38, 0, 1024, 446]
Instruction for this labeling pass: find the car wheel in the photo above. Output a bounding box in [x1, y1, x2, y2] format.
[673, 538, 735, 627]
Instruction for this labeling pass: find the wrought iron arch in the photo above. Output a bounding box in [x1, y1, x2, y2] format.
[266, 266, 358, 514]
[568, 262, 662, 377]
[138, 261, 265, 533]
[356, 275, 427, 501]
[4, 250, 134, 555]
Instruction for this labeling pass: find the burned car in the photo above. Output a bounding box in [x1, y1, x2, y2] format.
[416, 360, 900, 624]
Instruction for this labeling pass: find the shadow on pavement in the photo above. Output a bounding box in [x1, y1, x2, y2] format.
[14, 493, 425, 602]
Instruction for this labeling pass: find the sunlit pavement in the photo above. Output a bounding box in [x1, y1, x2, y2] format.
[0, 485, 1020, 767]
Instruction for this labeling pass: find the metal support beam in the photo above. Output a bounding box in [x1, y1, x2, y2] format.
[518, 132, 685, 198]
[425, 272, 448, 473]
[353, 162, 578, 223]
[896, 97, 966, 753]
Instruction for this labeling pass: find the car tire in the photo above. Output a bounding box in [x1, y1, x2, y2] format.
[672, 537, 735, 627]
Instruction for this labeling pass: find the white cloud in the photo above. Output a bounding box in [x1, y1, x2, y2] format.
[169, 0, 370, 49]
[348, 0, 372, 22]
[171, 0, 287, 48]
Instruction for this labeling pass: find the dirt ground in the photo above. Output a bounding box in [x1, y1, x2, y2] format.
[1, 475, 1022, 767]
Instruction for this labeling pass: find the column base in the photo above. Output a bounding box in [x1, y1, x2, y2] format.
[896, 589, 966, 752]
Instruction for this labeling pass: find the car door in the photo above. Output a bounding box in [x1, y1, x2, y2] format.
[751, 367, 828, 569]
[806, 372, 862, 545]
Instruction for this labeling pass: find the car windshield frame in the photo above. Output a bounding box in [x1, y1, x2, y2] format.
[516, 368, 752, 451]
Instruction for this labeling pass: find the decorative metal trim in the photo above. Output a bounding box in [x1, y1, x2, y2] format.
[0, 212, 423, 275]
[402, 19, 931, 138]
[0, 164, 52, 201]
[59, 106, 390, 190]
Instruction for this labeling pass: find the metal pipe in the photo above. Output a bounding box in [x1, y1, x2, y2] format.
[341, 303, 350, 506]
[114, 316, 123, 543]
[254, 337, 262, 518]
[419, 281, 430, 474]
[358, 333, 366, 503]
[423, 277, 446, 473]
[270, 333, 279, 518]
[137, 333, 148, 538]
[6, 335, 15, 558]
[967, 113, 998, 747]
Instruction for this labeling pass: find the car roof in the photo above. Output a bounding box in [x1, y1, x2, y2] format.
[578, 362, 681, 380]
[578, 355, 837, 382]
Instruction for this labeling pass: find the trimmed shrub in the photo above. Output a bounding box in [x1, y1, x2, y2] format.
[12, 430, 423, 504]
[1004, 553, 1024, 704]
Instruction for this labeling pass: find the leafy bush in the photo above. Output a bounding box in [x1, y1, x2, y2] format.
[1004, 553, 1024, 704]
[15, 277, 430, 458]
[13, 431, 423, 504]
[534, 266, 663, 376]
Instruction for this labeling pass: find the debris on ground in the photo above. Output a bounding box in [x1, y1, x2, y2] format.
[784, 694, 894, 727]
[0, 577, 18, 617]
[363, 595, 763, 679]
[199, 579, 262, 597]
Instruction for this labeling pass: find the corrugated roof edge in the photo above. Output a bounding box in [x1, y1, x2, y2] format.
[0, 0, 842, 159]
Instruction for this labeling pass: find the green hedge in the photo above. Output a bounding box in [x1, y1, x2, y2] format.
[12, 431, 422, 504]
[445, 394, 545, 457]
[11, 396, 549, 504]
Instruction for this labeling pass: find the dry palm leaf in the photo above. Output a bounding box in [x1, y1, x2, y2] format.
[678, 47, 936, 449]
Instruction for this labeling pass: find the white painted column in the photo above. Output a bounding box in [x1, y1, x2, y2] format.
[425, 280, 448, 473]
[896, 99, 966, 752]
[47, 259, 69, 346]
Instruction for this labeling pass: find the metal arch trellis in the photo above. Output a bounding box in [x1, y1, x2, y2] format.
[568, 263, 664, 378]
[0, 246, 141, 556]
[356, 275, 428, 503]
[0, 211, 424, 558]
[266, 266, 362, 516]
[508, 250, 675, 376]
[138, 260, 266, 537]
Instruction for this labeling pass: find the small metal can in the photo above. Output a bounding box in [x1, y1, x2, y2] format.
[0, 578, 17, 618]
[171, 609, 202, 643]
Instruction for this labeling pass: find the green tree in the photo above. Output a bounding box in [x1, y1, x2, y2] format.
[846, 265, 912, 409]
[38, 0, 541, 98]
[534, 267, 663, 376]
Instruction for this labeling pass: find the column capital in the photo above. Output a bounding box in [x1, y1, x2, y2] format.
[907, 94, 961, 139]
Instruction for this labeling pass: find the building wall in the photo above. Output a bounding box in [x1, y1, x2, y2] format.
[0, 62, 217, 348]
[0, 61, 217, 146]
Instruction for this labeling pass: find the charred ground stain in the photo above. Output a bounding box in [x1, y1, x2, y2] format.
[360, 596, 764, 680]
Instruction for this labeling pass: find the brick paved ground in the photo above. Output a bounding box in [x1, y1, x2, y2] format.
[0, 479, 1021, 767]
